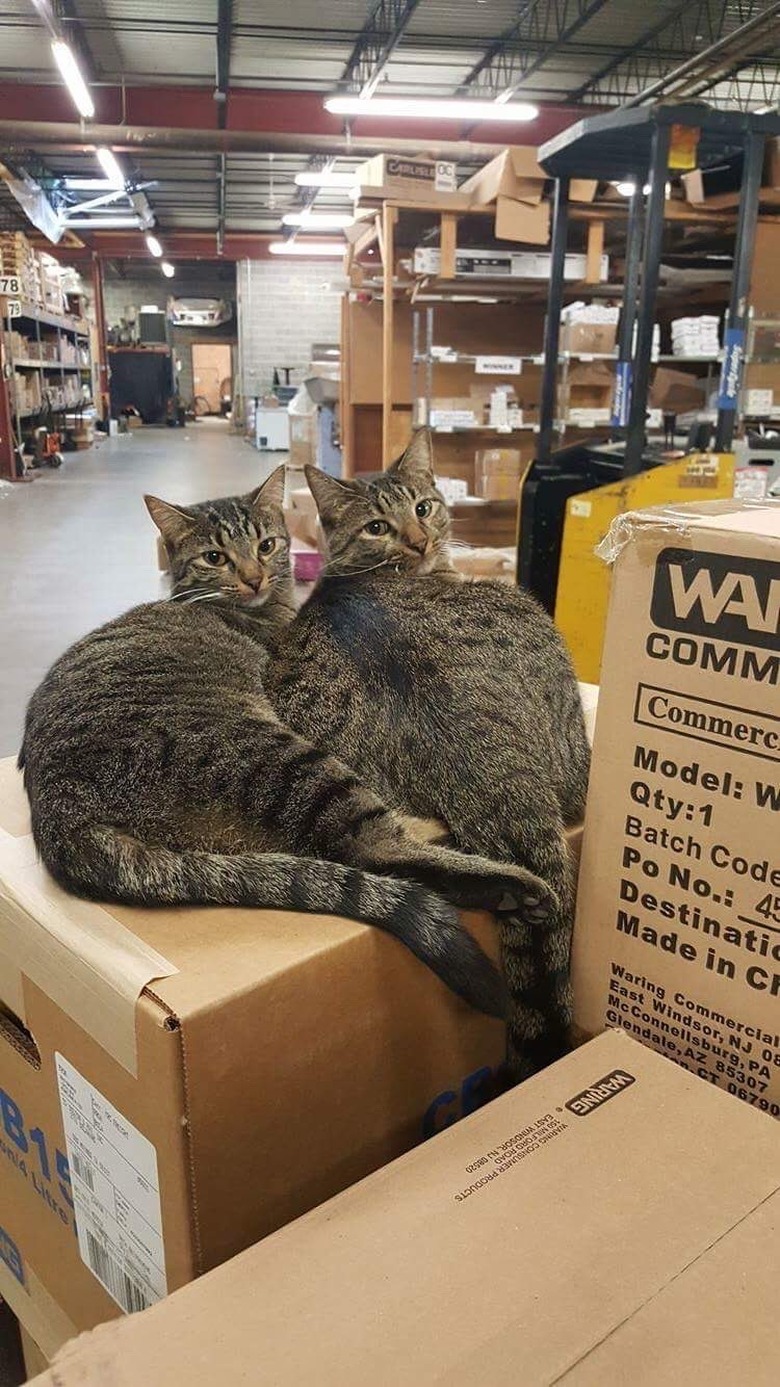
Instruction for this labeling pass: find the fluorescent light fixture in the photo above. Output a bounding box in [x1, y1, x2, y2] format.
[324, 95, 538, 122]
[294, 170, 358, 188]
[145, 234, 163, 257]
[63, 177, 113, 191]
[268, 241, 345, 257]
[281, 212, 354, 229]
[64, 216, 143, 229]
[51, 40, 95, 119]
[161, 262, 175, 278]
[95, 147, 125, 189]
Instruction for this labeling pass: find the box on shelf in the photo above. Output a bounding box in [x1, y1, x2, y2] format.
[573, 501, 780, 1115]
[459, 146, 546, 206]
[560, 322, 617, 356]
[449, 545, 517, 581]
[567, 360, 614, 413]
[434, 475, 470, 504]
[353, 154, 464, 205]
[494, 196, 550, 246]
[0, 756, 516, 1353]
[428, 396, 480, 429]
[412, 247, 607, 281]
[650, 366, 706, 414]
[31, 1030, 780, 1387]
[744, 388, 774, 415]
[475, 447, 524, 501]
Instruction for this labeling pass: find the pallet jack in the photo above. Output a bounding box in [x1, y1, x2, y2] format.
[517, 103, 780, 684]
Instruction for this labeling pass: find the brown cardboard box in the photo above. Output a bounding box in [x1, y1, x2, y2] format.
[573, 501, 780, 1115]
[650, 365, 706, 414]
[0, 754, 516, 1354]
[288, 412, 317, 468]
[475, 447, 523, 501]
[560, 321, 617, 357]
[567, 360, 614, 412]
[494, 195, 550, 246]
[353, 154, 468, 205]
[459, 147, 546, 206]
[28, 1030, 780, 1387]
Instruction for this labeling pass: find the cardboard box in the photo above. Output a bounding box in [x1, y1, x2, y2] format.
[567, 360, 614, 412]
[494, 195, 550, 246]
[573, 501, 780, 1116]
[29, 1030, 780, 1387]
[288, 412, 317, 468]
[650, 365, 706, 414]
[475, 447, 524, 501]
[0, 755, 514, 1352]
[459, 146, 546, 206]
[560, 321, 617, 356]
[354, 154, 465, 205]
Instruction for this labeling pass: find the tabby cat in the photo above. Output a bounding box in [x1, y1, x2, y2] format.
[266, 433, 590, 1080]
[19, 469, 553, 1018]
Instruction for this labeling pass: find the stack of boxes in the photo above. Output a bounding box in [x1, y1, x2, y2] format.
[671, 315, 721, 359]
[560, 303, 619, 357]
[0, 231, 40, 304]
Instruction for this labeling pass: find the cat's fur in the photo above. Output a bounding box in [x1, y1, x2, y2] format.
[19, 470, 554, 1018]
[266, 433, 591, 1079]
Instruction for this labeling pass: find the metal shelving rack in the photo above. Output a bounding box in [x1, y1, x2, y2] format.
[4, 302, 93, 426]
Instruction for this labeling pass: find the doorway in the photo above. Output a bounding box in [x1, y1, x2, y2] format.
[191, 343, 233, 414]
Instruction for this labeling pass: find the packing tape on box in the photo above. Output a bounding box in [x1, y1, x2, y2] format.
[0, 829, 178, 1077]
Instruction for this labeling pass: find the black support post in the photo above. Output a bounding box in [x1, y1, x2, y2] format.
[537, 176, 570, 464]
[714, 130, 766, 453]
[611, 182, 644, 438]
[623, 123, 671, 477]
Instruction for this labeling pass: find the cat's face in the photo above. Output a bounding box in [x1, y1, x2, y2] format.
[306, 431, 451, 578]
[145, 467, 291, 608]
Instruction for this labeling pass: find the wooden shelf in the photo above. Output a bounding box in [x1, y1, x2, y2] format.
[13, 359, 85, 371]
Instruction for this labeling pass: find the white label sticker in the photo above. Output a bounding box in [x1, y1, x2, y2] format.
[570, 498, 592, 518]
[55, 1053, 167, 1313]
[0, 275, 21, 296]
[475, 356, 522, 375]
[5, 300, 22, 319]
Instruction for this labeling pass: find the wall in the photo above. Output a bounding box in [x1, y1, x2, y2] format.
[238, 259, 342, 398]
[102, 267, 237, 406]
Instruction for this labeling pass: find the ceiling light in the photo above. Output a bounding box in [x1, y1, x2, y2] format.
[95, 147, 125, 189]
[324, 95, 538, 122]
[281, 212, 354, 229]
[145, 234, 163, 257]
[63, 177, 113, 191]
[51, 40, 95, 119]
[161, 262, 175, 278]
[268, 241, 345, 257]
[294, 170, 359, 188]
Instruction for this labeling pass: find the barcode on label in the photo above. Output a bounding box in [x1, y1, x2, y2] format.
[84, 1230, 150, 1314]
[71, 1150, 95, 1191]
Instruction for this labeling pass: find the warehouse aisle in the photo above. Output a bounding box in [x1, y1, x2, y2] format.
[0, 421, 277, 757]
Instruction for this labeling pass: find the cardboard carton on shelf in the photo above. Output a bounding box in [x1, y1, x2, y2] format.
[475, 447, 525, 501]
[573, 501, 780, 1114]
[650, 365, 707, 414]
[459, 146, 547, 206]
[567, 360, 614, 412]
[352, 153, 469, 206]
[560, 321, 618, 356]
[29, 1030, 780, 1387]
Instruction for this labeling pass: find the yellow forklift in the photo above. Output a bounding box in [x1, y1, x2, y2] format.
[517, 103, 779, 683]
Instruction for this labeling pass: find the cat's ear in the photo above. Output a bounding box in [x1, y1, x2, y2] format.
[144, 495, 197, 545]
[391, 427, 434, 485]
[248, 465, 285, 512]
[304, 466, 355, 523]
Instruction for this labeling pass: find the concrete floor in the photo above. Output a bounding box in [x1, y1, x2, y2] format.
[0, 419, 277, 757]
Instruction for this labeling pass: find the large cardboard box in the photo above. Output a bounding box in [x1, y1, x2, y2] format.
[0, 756, 509, 1353]
[459, 146, 546, 206]
[28, 1030, 780, 1387]
[573, 501, 780, 1115]
[475, 447, 524, 501]
[353, 154, 467, 205]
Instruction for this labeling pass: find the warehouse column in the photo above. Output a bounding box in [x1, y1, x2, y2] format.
[91, 252, 109, 422]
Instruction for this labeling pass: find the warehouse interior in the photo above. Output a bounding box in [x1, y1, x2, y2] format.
[1, 4, 780, 1385]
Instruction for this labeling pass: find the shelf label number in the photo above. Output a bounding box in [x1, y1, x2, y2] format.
[5, 300, 22, 319]
[0, 276, 21, 296]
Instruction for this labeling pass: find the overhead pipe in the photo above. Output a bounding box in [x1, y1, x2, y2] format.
[0, 119, 506, 160]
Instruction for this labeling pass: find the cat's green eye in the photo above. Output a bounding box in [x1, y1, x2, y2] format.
[414, 500, 433, 519]
[204, 550, 226, 567]
[365, 519, 390, 536]
[258, 537, 276, 555]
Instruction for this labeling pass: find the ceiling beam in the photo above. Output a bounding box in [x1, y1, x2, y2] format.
[569, 0, 777, 104]
[459, 0, 611, 98]
[215, 0, 233, 129]
[338, 1, 424, 97]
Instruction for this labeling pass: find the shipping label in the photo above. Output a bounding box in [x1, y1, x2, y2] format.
[55, 1054, 167, 1313]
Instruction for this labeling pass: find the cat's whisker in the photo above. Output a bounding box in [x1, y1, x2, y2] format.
[323, 557, 392, 579]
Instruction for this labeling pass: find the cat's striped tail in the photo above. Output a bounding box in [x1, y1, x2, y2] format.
[48, 824, 508, 1020]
